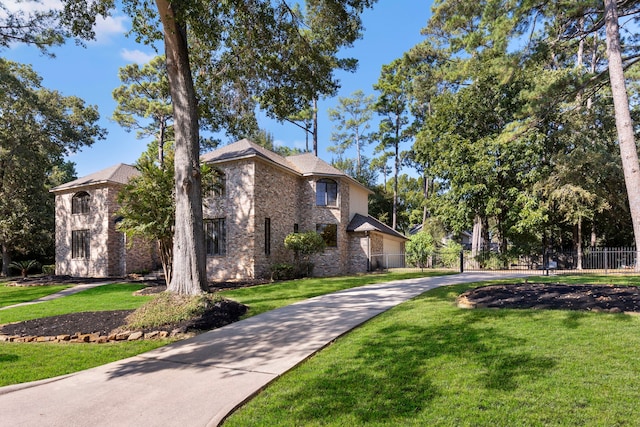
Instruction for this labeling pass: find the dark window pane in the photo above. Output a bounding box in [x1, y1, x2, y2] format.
[205, 218, 226, 256]
[316, 223, 337, 247]
[316, 179, 337, 207]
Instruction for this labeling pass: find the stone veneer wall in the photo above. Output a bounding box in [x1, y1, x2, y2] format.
[55, 185, 110, 277]
[347, 232, 370, 274]
[252, 160, 300, 278]
[369, 233, 384, 270]
[305, 176, 351, 277]
[55, 184, 157, 278]
[204, 160, 257, 280]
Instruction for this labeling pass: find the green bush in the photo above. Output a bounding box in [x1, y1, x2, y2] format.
[270, 263, 296, 281]
[441, 241, 463, 268]
[284, 231, 325, 277]
[42, 264, 55, 275]
[406, 232, 435, 269]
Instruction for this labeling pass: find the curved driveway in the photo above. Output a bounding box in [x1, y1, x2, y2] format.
[0, 272, 526, 427]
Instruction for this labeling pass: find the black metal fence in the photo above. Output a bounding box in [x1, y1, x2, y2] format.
[371, 247, 639, 275]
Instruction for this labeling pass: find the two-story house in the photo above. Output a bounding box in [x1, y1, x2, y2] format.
[51, 139, 407, 280]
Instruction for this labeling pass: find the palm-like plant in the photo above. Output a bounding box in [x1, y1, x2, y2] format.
[9, 260, 41, 278]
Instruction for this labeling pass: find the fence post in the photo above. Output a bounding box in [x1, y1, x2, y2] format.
[544, 249, 549, 276]
[459, 250, 464, 273]
[604, 247, 608, 274]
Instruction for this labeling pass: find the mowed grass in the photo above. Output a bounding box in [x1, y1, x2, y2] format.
[0, 272, 449, 387]
[0, 283, 172, 386]
[0, 283, 153, 324]
[220, 270, 456, 317]
[224, 275, 640, 426]
[0, 284, 71, 308]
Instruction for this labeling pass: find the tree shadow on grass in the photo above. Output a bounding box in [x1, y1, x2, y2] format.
[282, 308, 557, 425]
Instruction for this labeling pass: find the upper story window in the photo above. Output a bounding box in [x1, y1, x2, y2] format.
[72, 191, 90, 214]
[211, 171, 225, 198]
[316, 179, 338, 207]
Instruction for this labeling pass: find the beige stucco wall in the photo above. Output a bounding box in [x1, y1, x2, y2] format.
[348, 182, 369, 220]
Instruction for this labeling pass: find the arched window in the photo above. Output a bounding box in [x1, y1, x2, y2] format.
[72, 191, 90, 214]
[316, 179, 338, 207]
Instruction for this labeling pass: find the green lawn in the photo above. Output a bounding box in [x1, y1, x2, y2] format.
[0, 283, 154, 324]
[0, 282, 172, 386]
[223, 275, 640, 426]
[220, 270, 455, 317]
[0, 271, 448, 386]
[0, 284, 71, 308]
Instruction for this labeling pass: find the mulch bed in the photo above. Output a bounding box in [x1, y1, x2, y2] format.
[1, 275, 255, 338]
[458, 283, 640, 313]
[0, 300, 247, 337]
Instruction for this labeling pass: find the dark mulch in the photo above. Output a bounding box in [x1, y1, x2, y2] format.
[458, 283, 640, 313]
[1, 275, 254, 338]
[0, 300, 248, 337]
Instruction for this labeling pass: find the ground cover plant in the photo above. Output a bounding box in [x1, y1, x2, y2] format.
[223, 275, 640, 426]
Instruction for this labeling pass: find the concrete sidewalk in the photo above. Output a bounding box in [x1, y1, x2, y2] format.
[0, 272, 525, 427]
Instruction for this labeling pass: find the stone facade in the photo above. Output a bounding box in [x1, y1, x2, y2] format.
[53, 140, 406, 280]
[54, 182, 157, 278]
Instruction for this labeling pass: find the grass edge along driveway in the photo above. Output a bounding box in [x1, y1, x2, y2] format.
[224, 274, 640, 427]
[0, 271, 453, 386]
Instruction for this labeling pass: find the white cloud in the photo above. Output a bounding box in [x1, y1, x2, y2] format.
[120, 48, 155, 64]
[3, 0, 62, 14]
[92, 14, 128, 44]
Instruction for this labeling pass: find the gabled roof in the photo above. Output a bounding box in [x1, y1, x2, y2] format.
[201, 139, 372, 193]
[51, 163, 139, 193]
[286, 153, 345, 177]
[347, 214, 408, 240]
[200, 138, 299, 175]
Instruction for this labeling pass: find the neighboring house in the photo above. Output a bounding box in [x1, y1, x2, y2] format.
[51, 139, 407, 279]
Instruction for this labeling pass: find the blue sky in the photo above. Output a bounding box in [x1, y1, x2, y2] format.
[5, 0, 433, 178]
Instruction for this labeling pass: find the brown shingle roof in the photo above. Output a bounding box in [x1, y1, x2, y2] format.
[285, 153, 346, 176]
[347, 214, 408, 240]
[201, 138, 299, 174]
[51, 163, 139, 193]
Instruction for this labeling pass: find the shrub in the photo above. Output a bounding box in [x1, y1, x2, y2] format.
[9, 260, 41, 278]
[284, 231, 325, 277]
[42, 264, 55, 275]
[270, 263, 296, 281]
[441, 241, 463, 268]
[125, 292, 222, 330]
[406, 232, 435, 269]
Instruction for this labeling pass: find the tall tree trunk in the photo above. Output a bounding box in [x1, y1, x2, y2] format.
[604, 0, 640, 269]
[156, 0, 207, 294]
[1, 243, 10, 277]
[422, 171, 429, 225]
[312, 97, 318, 156]
[471, 215, 482, 258]
[392, 117, 400, 230]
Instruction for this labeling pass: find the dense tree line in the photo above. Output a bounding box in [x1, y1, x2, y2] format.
[327, 0, 640, 261]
